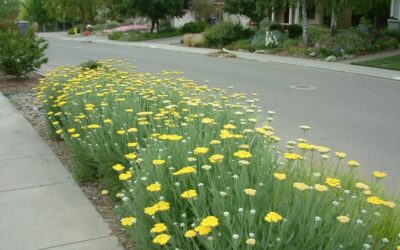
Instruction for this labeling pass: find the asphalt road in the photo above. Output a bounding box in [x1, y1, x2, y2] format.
[40, 33, 400, 189]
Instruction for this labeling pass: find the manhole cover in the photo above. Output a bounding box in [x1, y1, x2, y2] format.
[289, 85, 316, 90]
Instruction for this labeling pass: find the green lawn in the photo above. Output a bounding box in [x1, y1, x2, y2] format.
[351, 55, 400, 71]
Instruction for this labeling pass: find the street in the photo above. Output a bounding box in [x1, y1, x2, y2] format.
[40, 33, 400, 189]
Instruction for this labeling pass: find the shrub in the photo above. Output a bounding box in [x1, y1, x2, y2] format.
[251, 32, 266, 47]
[38, 59, 400, 250]
[282, 38, 300, 49]
[319, 30, 368, 56]
[308, 27, 330, 46]
[181, 21, 207, 34]
[0, 29, 48, 77]
[80, 60, 101, 70]
[67, 26, 81, 35]
[203, 22, 245, 47]
[269, 23, 284, 33]
[288, 24, 303, 39]
[183, 33, 206, 47]
[107, 31, 123, 40]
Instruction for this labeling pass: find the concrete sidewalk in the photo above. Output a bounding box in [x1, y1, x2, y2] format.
[0, 93, 122, 250]
[42, 32, 400, 81]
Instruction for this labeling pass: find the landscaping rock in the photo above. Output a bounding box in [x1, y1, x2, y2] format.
[254, 49, 265, 54]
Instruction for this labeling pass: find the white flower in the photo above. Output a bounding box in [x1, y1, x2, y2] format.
[374, 212, 381, 217]
[250, 209, 256, 215]
[223, 211, 230, 217]
[181, 213, 187, 218]
[382, 238, 389, 243]
[219, 191, 227, 196]
[201, 165, 212, 170]
[174, 182, 180, 186]
[207, 236, 213, 241]
[140, 177, 147, 181]
[361, 209, 367, 214]
[232, 234, 240, 239]
[314, 216, 322, 222]
[332, 201, 339, 206]
[238, 208, 244, 212]
[313, 172, 321, 177]
[344, 190, 350, 194]
[356, 219, 363, 224]
[363, 244, 371, 249]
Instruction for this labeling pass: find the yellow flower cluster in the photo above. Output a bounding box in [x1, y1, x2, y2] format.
[38, 60, 400, 249]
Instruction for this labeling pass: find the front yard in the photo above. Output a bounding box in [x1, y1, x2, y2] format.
[352, 55, 400, 71]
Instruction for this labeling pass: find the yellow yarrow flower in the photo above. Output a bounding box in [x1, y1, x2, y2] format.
[193, 147, 209, 155]
[233, 150, 252, 159]
[119, 170, 133, 181]
[335, 152, 346, 159]
[274, 172, 286, 180]
[121, 216, 136, 226]
[172, 166, 196, 176]
[194, 225, 212, 235]
[101, 189, 108, 195]
[244, 188, 256, 196]
[325, 177, 341, 187]
[348, 160, 360, 168]
[367, 196, 384, 205]
[127, 127, 138, 133]
[209, 154, 224, 163]
[314, 184, 329, 192]
[112, 164, 125, 171]
[355, 182, 370, 190]
[150, 223, 167, 233]
[152, 159, 166, 166]
[284, 153, 302, 161]
[210, 140, 221, 145]
[152, 234, 170, 245]
[124, 153, 137, 160]
[181, 189, 198, 199]
[184, 230, 197, 238]
[201, 117, 214, 124]
[146, 182, 161, 192]
[67, 128, 76, 133]
[127, 142, 138, 147]
[293, 182, 309, 191]
[71, 133, 80, 138]
[336, 215, 350, 223]
[246, 238, 256, 245]
[200, 216, 219, 228]
[373, 171, 386, 179]
[264, 212, 283, 223]
[117, 130, 126, 135]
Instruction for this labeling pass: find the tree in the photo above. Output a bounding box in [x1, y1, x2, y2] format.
[22, 0, 52, 31]
[0, 0, 20, 31]
[301, 0, 308, 46]
[223, 0, 269, 28]
[351, 0, 390, 28]
[190, 0, 215, 22]
[123, 0, 184, 33]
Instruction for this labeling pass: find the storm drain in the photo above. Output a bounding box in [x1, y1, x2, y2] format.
[289, 85, 316, 90]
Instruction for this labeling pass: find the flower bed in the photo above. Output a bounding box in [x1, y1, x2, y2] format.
[36, 59, 400, 249]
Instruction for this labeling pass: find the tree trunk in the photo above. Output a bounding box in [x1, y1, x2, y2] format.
[156, 19, 160, 33]
[76, 0, 85, 24]
[330, 8, 337, 36]
[302, 0, 308, 47]
[150, 19, 155, 33]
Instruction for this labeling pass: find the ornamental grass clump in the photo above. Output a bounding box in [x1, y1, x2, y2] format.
[37, 59, 400, 249]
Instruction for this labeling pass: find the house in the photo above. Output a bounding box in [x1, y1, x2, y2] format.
[271, 2, 352, 29]
[173, 0, 353, 29]
[389, 0, 400, 29]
